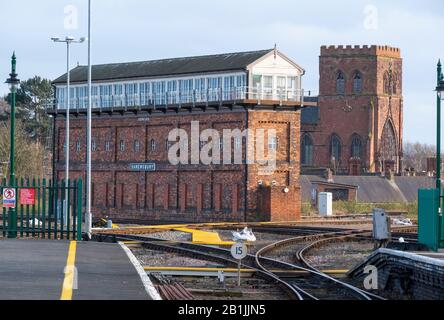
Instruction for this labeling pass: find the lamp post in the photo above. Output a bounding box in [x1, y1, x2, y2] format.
[51, 36, 85, 221]
[436, 60, 444, 246]
[86, 0, 93, 239]
[5, 52, 20, 238]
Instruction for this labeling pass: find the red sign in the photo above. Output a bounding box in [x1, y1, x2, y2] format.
[20, 189, 36, 205]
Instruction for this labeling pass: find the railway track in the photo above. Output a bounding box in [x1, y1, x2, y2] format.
[96, 230, 385, 300]
[94, 225, 417, 300]
[256, 226, 419, 300]
[254, 230, 384, 300]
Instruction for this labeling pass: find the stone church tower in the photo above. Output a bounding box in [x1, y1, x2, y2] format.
[301, 45, 403, 175]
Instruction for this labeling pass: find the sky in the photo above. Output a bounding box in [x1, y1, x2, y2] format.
[0, 0, 443, 144]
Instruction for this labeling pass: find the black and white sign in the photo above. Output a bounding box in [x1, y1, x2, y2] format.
[231, 242, 248, 260]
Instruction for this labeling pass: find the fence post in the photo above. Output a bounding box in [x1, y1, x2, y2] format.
[42, 179, 47, 239]
[67, 179, 71, 240]
[76, 179, 83, 241]
[1, 178, 5, 237]
[32, 178, 36, 237]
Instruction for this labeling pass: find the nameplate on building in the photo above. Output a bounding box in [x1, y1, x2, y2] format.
[130, 163, 156, 172]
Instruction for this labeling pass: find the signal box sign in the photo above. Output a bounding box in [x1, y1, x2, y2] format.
[20, 189, 36, 206]
[3, 188, 17, 208]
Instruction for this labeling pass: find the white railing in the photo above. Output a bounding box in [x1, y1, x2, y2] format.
[52, 87, 314, 110]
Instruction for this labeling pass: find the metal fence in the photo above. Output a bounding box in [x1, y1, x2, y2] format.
[1, 179, 83, 241]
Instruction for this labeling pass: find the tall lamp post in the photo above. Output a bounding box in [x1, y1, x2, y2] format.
[436, 60, 444, 246]
[51, 36, 85, 221]
[86, 0, 93, 239]
[5, 52, 20, 238]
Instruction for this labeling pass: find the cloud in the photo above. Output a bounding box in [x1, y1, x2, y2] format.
[0, 0, 442, 144]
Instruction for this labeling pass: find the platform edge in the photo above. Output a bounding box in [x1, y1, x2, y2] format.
[118, 242, 162, 300]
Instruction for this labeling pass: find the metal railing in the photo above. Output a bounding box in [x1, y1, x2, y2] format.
[49, 87, 314, 110]
[1, 178, 83, 240]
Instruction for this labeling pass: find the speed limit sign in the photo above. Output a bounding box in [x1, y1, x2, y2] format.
[231, 242, 248, 260]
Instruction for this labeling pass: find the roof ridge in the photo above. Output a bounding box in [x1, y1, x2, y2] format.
[75, 49, 274, 68]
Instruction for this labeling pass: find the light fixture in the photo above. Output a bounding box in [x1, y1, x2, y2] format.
[5, 54, 20, 93]
[437, 79, 444, 100]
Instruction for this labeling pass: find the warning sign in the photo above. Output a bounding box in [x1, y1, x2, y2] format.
[20, 189, 36, 206]
[3, 188, 16, 208]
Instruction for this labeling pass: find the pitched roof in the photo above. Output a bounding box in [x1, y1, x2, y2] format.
[301, 175, 434, 203]
[53, 49, 274, 85]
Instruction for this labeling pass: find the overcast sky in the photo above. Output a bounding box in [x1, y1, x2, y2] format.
[0, 0, 443, 144]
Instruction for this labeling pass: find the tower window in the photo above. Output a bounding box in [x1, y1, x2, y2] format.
[269, 137, 279, 150]
[76, 140, 81, 152]
[336, 71, 345, 95]
[301, 134, 314, 166]
[353, 71, 362, 94]
[166, 139, 172, 151]
[351, 134, 362, 158]
[134, 140, 140, 153]
[330, 134, 342, 164]
[105, 141, 111, 152]
[120, 140, 125, 152]
[92, 140, 97, 152]
[234, 137, 242, 150]
[150, 139, 156, 152]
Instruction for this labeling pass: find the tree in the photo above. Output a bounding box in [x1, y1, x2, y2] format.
[0, 120, 46, 180]
[4, 76, 54, 148]
[403, 141, 436, 172]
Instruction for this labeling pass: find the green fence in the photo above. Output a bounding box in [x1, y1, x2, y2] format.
[1, 179, 83, 241]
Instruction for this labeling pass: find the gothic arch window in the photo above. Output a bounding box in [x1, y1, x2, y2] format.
[301, 134, 314, 166]
[330, 134, 342, 164]
[353, 71, 362, 94]
[383, 71, 390, 95]
[336, 71, 345, 95]
[381, 121, 397, 162]
[392, 72, 398, 95]
[351, 134, 363, 159]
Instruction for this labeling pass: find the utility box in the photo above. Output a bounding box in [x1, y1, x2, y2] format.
[318, 192, 333, 217]
[418, 189, 440, 251]
[373, 208, 391, 241]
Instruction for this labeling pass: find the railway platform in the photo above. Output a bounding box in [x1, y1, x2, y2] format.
[348, 248, 444, 300]
[0, 239, 160, 300]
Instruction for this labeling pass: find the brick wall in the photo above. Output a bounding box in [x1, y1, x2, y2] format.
[55, 107, 302, 223]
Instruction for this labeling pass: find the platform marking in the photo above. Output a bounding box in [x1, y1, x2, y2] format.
[119, 242, 162, 300]
[60, 241, 77, 301]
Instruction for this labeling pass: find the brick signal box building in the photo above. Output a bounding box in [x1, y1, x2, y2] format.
[301, 45, 403, 175]
[51, 49, 310, 223]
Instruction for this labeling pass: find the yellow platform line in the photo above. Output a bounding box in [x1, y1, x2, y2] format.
[60, 241, 77, 301]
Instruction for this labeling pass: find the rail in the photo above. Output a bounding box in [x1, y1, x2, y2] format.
[47, 87, 317, 111]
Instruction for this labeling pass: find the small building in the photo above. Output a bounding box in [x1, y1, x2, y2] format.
[50, 49, 310, 223]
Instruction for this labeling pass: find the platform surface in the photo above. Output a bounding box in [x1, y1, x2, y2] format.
[0, 240, 152, 300]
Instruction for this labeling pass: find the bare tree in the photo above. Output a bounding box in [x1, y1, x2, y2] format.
[403, 141, 436, 172]
[0, 120, 46, 180]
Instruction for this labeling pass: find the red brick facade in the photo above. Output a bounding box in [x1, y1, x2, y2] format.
[302, 45, 403, 175]
[54, 107, 302, 223]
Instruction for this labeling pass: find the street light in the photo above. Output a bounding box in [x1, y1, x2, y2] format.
[436, 60, 444, 246]
[5, 52, 20, 238]
[436, 60, 444, 191]
[51, 36, 85, 222]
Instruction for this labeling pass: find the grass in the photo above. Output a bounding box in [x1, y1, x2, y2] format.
[302, 201, 418, 219]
